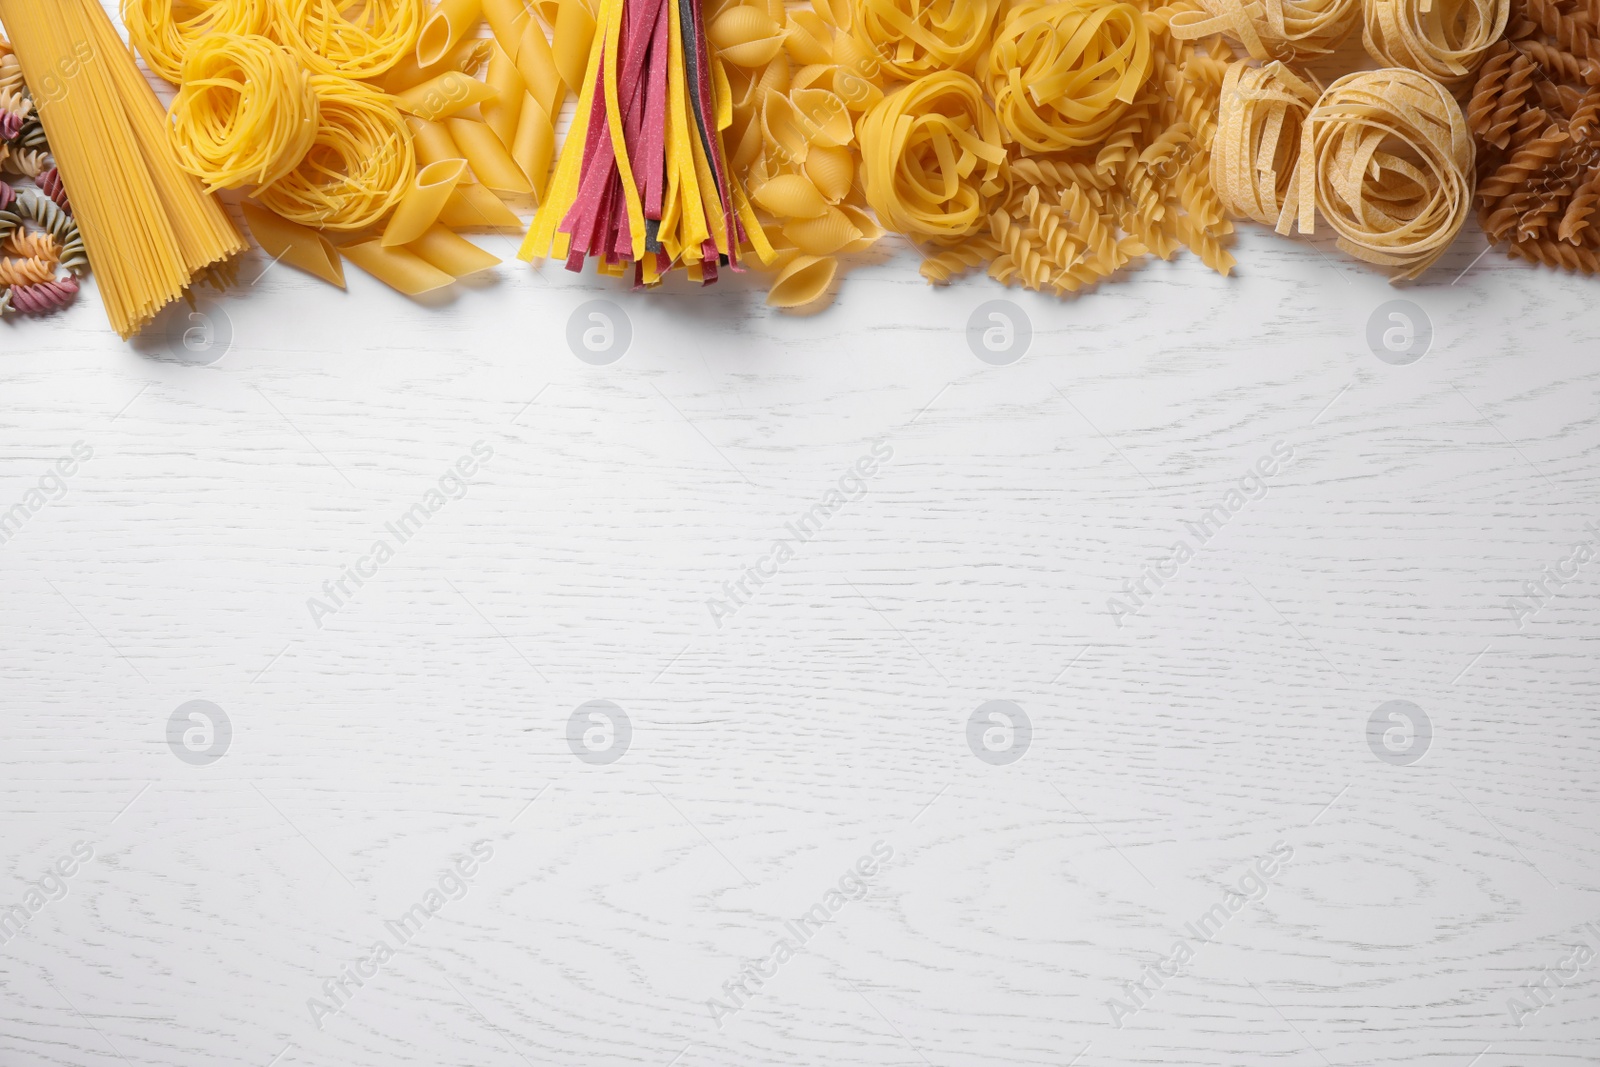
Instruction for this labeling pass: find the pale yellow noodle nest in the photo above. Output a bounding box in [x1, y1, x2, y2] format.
[1290, 67, 1474, 280]
[1171, 0, 1361, 62]
[1211, 59, 1320, 228]
[1362, 0, 1509, 89]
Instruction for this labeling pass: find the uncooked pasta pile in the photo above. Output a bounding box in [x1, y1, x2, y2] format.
[0, 0, 1585, 336]
[0, 32, 90, 319]
[1465, 0, 1600, 272]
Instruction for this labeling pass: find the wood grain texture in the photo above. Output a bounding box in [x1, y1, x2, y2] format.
[2, 8, 1600, 1066]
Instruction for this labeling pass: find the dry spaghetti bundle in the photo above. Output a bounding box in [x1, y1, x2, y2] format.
[0, 0, 243, 336]
[519, 0, 773, 286]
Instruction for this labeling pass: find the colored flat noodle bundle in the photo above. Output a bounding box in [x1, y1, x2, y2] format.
[1291, 67, 1473, 280]
[255, 75, 416, 230]
[981, 0, 1152, 151]
[168, 34, 320, 191]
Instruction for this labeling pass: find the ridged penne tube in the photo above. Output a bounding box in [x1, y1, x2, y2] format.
[512, 93, 555, 201]
[417, 0, 483, 67]
[384, 158, 468, 246]
[382, 37, 492, 92]
[439, 182, 522, 228]
[396, 70, 498, 120]
[242, 202, 346, 288]
[408, 115, 473, 179]
[448, 116, 533, 193]
[407, 223, 502, 274]
[342, 239, 457, 294]
[481, 44, 526, 146]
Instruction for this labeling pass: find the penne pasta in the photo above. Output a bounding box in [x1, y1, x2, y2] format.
[511, 93, 555, 202]
[481, 43, 526, 147]
[242, 201, 346, 289]
[448, 117, 533, 193]
[416, 0, 484, 68]
[406, 223, 502, 274]
[381, 37, 492, 93]
[551, 0, 597, 94]
[383, 158, 468, 246]
[408, 115, 475, 182]
[342, 239, 457, 295]
[395, 70, 498, 120]
[482, 0, 563, 115]
[438, 182, 523, 229]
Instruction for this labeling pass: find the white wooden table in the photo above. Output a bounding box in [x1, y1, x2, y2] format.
[3, 140, 1600, 1067]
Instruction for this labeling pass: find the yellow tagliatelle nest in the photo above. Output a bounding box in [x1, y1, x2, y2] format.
[1211, 59, 1319, 228]
[859, 71, 1007, 239]
[1291, 67, 1474, 280]
[122, 0, 272, 82]
[1171, 0, 1360, 62]
[273, 0, 425, 78]
[1362, 0, 1508, 89]
[981, 0, 1152, 151]
[254, 75, 415, 230]
[168, 34, 319, 191]
[851, 0, 997, 79]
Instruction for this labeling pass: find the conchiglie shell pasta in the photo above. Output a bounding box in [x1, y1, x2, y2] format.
[837, 203, 884, 251]
[753, 173, 831, 217]
[789, 89, 852, 146]
[763, 92, 816, 162]
[804, 144, 855, 201]
[785, 10, 835, 64]
[709, 6, 788, 67]
[766, 253, 837, 306]
[783, 207, 862, 254]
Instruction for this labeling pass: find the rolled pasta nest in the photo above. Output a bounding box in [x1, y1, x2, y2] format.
[1171, 0, 1361, 62]
[981, 0, 1153, 152]
[858, 70, 1009, 239]
[254, 75, 416, 231]
[1292, 67, 1475, 280]
[273, 0, 426, 79]
[168, 33, 320, 192]
[1363, 0, 1510, 89]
